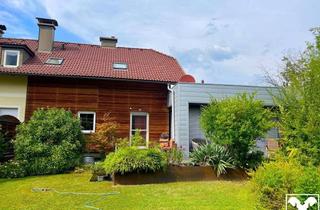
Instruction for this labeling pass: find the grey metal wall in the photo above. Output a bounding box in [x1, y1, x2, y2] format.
[171, 82, 278, 158]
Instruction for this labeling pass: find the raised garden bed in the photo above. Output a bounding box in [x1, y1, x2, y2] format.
[113, 165, 248, 185]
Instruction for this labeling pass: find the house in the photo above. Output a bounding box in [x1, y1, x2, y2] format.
[0, 17, 194, 148]
[0, 17, 279, 158]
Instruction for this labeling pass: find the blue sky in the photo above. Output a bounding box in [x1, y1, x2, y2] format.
[1, 0, 320, 85]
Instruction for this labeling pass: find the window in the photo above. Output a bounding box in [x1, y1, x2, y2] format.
[4, 50, 20, 67]
[113, 62, 128, 70]
[130, 112, 149, 147]
[78, 112, 96, 133]
[0, 107, 19, 119]
[266, 117, 280, 139]
[45, 58, 64, 65]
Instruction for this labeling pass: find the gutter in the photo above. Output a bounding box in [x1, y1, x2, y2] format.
[167, 83, 176, 139]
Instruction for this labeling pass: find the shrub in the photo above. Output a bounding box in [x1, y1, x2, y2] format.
[0, 160, 27, 178]
[115, 137, 130, 149]
[272, 28, 320, 166]
[91, 162, 106, 176]
[200, 93, 274, 169]
[0, 131, 6, 160]
[131, 130, 145, 147]
[295, 166, 320, 194]
[87, 113, 119, 153]
[14, 108, 84, 176]
[252, 156, 320, 210]
[190, 143, 235, 176]
[104, 147, 167, 174]
[166, 147, 184, 165]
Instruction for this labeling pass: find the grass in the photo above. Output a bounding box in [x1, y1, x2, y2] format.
[0, 172, 256, 210]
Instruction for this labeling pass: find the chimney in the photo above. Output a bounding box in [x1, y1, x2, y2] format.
[36, 17, 58, 52]
[100, 36, 117, 48]
[0, 25, 6, 37]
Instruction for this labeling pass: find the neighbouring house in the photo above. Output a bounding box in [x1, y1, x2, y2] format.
[168, 83, 280, 157]
[0, 17, 279, 158]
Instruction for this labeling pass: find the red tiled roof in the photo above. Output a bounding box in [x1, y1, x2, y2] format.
[0, 38, 186, 83]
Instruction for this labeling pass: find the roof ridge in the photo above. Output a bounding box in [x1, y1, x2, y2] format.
[150, 49, 175, 59]
[149, 49, 186, 74]
[0, 38, 185, 61]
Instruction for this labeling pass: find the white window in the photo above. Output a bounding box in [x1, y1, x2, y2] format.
[78, 112, 96, 134]
[130, 112, 149, 147]
[113, 62, 128, 70]
[4, 50, 20, 67]
[45, 58, 64, 65]
[0, 107, 19, 119]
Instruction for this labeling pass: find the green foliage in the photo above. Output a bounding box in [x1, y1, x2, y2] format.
[87, 113, 119, 153]
[166, 147, 184, 165]
[91, 162, 106, 176]
[252, 156, 320, 210]
[116, 137, 130, 149]
[294, 166, 320, 194]
[131, 130, 145, 147]
[0, 131, 6, 160]
[190, 143, 235, 176]
[200, 93, 273, 169]
[0, 160, 27, 178]
[14, 108, 84, 176]
[274, 28, 320, 166]
[104, 147, 167, 174]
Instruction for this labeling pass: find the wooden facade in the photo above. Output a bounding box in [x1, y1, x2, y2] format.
[26, 76, 169, 141]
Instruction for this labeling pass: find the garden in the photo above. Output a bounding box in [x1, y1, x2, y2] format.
[1, 29, 320, 210]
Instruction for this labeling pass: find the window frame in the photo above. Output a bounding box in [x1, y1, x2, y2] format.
[78, 111, 96, 134]
[45, 57, 64, 65]
[130, 112, 149, 147]
[3, 50, 20, 67]
[113, 62, 128, 70]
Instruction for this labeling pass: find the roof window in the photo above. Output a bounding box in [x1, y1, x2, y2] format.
[113, 62, 128, 70]
[45, 58, 64, 65]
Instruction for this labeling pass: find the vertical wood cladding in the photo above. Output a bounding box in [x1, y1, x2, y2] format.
[26, 76, 169, 141]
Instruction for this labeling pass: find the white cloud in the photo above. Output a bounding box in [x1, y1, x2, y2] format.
[2, 0, 320, 85]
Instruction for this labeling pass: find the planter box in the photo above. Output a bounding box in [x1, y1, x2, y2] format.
[113, 165, 248, 185]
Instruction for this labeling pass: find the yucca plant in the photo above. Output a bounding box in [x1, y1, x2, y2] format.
[190, 143, 235, 176]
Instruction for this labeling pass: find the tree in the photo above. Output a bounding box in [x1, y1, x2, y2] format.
[14, 108, 84, 175]
[200, 93, 273, 169]
[273, 28, 320, 166]
[87, 113, 120, 153]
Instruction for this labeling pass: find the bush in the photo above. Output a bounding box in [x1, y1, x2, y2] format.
[91, 162, 106, 176]
[166, 147, 184, 165]
[200, 93, 274, 169]
[14, 108, 84, 176]
[0, 160, 27, 178]
[115, 137, 130, 149]
[131, 130, 145, 147]
[190, 143, 235, 176]
[295, 166, 320, 194]
[104, 147, 167, 174]
[272, 28, 320, 166]
[87, 113, 119, 153]
[252, 156, 320, 210]
[0, 131, 6, 160]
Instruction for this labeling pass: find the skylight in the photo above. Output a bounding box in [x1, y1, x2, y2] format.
[113, 62, 128, 70]
[45, 58, 64, 65]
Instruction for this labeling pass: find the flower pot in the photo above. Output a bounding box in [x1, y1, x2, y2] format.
[97, 175, 104, 182]
[83, 155, 94, 164]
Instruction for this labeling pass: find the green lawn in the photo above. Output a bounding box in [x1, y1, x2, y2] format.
[0, 172, 256, 210]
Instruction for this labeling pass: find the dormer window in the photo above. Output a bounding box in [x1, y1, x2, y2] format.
[45, 58, 64, 65]
[113, 62, 128, 70]
[4, 50, 20, 67]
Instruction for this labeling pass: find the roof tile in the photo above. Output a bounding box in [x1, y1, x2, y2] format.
[0, 38, 186, 82]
